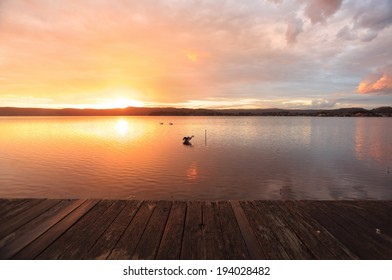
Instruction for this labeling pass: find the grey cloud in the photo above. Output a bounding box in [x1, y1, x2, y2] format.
[286, 16, 303, 44]
[281, 99, 337, 109]
[359, 30, 378, 42]
[337, 0, 392, 42]
[336, 94, 392, 108]
[354, 0, 392, 41]
[338, 26, 379, 42]
[354, 0, 392, 31]
[336, 26, 356, 41]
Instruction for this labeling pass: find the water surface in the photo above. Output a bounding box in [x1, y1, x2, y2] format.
[0, 116, 391, 200]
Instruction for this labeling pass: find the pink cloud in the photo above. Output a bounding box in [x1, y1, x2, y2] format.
[304, 0, 343, 24]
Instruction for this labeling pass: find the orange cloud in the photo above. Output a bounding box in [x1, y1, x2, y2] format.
[357, 74, 392, 94]
[0, 0, 391, 109]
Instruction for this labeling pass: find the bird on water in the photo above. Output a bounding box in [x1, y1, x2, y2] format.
[183, 135, 194, 145]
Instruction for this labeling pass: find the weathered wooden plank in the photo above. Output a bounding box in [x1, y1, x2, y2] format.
[323, 201, 392, 257]
[0, 199, 44, 225]
[203, 201, 226, 260]
[181, 201, 205, 259]
[330, 201, 392, 235]
[0, 199, 391, 260]
[353, 201, 392, 216]
[87, 200, 142, 260]
[36, 200, 115, 259]
[0, 199, 26, 210]
[0, 199, 31, 217]
[0, 199, 85, 259]
[75, 200, 129, 260]
[317, 201, 392, 259]
[255, 201, 313, 259]
[339, 201, 392, 236]
[132, 201, 172, 259]
[0, 199, 22, 208]
[240, 201, 289, 259]
[108, 201, 156, 260]
[304, 201, 391, 259]
[156, 201, 186, 260]
[218, 201, 249, 259]
[12, 199, 98, 260]
[272, 201, 358, 259]
[0, 199, 61, 240]
[231, 201, 265, 259]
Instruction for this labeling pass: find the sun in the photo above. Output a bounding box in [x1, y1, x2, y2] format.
[187, 52, 197, 62]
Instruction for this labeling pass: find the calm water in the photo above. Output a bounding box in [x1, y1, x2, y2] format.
[0, 116, 391, 200]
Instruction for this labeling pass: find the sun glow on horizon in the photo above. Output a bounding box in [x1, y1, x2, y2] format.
[95, 98, 145, 109]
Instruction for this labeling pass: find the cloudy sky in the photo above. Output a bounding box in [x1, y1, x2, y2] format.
[0, 0, 391, 109]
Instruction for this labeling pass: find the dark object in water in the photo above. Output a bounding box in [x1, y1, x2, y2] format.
[183, 135, 194, 145]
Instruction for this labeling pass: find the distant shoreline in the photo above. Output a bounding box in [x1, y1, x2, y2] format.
[0, 106, 391, 117]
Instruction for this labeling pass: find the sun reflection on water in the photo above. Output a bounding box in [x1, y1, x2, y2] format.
[1, 116, 391, 200]
[115, 119, 129, 135]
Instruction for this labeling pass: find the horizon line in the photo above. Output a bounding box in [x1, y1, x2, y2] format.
[1, 105, 391, 111]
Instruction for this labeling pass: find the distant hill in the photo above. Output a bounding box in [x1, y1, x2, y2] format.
[372, 106, 392, 114]
[0, 106, 391, 117]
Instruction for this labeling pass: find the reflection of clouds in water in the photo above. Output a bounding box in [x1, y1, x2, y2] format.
[186, 162, 198, 181]
[328, 182, 369, 200]
[262, 179, 296, 200]
[355, 118, 391, 165]
[279, 185, 295, 200]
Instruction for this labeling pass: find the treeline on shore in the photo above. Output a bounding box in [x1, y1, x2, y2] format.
[0, 106, 391, 117]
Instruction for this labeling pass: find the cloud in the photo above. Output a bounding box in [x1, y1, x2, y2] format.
[0, 0, 391, 109]
[337, 26, 354, 41]
[304, 0, 343, 24]
[353, 0, 392, 31]
[359, 30, 378, 42]
[357, 65, 392, 94]
[0, 0, 300, 104]
[353, 0, 392, 41]
[281, 98, 337, 109]
[337, 26, 378, 42]
[0, 95, 54, 107]
[310, 99, 337, 108]
[286, 16, 303, 45]
[337, 0, 392, 42]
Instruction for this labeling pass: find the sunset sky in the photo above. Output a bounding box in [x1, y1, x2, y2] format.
[0, 0, 391, 109]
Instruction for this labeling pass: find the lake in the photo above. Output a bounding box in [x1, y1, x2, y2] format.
[0, 116, 391, 200]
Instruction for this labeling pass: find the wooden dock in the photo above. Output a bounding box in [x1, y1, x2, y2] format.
[0, 199, 391, 260]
